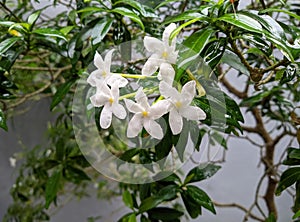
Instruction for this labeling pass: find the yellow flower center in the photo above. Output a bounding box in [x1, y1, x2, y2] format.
[162, 51, 168, 59]
[142, 111, 148, 117]
[109, 97, 114, 104]
[102, 71, 107, 77]
[175, 101, 182, 108]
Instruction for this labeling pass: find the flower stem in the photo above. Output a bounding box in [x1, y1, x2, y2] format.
[119, 87, 158, 100]
[119, 73, 156, 79]
[186, 69, 206, 96]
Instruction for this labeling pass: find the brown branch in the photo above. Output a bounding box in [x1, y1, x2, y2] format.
[220, 76, 247, 99]
[214, 202, 265, 222]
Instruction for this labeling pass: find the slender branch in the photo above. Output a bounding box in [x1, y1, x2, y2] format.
[214, 202, 265, 222]
[0, 1, 21, 22]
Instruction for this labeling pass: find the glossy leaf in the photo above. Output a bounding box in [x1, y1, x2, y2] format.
[184, 164, 221, 184]
[111, 7, 144, 30]
[276, 167, 300, 195]
[0, 108, 8, 131]
[139, 185, 178, 213]
[118, 213, 137, 222]
[0, 37, 20, 56]
[33, 28, 67, 41]
[164, 10, 205, 24]
[218, 13, 263, 34]
[45, 169, 62, 209]
[293, 209, 300, 219]
[50, 79, 76, 111]
[148, 207, 184, 221]
[122, 190, 134, 209]
[181, 191, 201, 218]
[113, 0, 157, 18]
[91, 18, 113, 45]
[28, 11, 41, 27]
[183, 185, 216, 214]
[260, 8, 300, 21]
[221, 50, 250, 75]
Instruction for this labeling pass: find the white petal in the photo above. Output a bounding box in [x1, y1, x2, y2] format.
[144, 36, 164, 53]
[180, 106, 206, 120]
[90, 94, 108, 107]
[159, 63, 175, 86]
[110, 82, 120, 100]
[159, 81, 179, 99]
[167, 49, 178, 64]
[142, 56, 160, 76]
[169, 108, 183, 135]
[181, 80, 196, 105]
[124, 99, 143, 113]
[135, 88, 150, 110]
[162, 23, 177, 46]
[143, 119, 164, 140]
[94, 51, 104, 69]
[87, 70, 101, 87]
[104, 49, 114, 73]
[149, 100, 170, 119]
[112, 103, 126, 119]
[100, 104, 112, 129]
[95, 81, 111, 96]
[127, 114, 143, 138]
[106, 74, 128, 87]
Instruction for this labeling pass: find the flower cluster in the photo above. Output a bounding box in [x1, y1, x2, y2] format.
[87, 23, 206, 140]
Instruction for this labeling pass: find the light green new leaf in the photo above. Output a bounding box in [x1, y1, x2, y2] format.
[293, 209, 300, 219]
[33, 28, 67, 41]
[77, 7, 107, 13]
[170, 18, 203, 41]
[0, 21, 15, 27]
[218, 13, 263, 34]
[111, 7, 144, 30]
[60, 26, 74, 35]
[0, 37, 20, 56]
[122, 190, 134, 209]
[28, 11, 41, 26]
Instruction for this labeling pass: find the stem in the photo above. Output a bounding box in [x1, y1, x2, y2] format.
[119, 73, 156, 79]
[186, 69, 206, 96]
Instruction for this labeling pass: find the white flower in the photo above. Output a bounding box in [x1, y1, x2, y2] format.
[90, 82, 126, 129]
[159, 80, 206, 135]
[142, 23, 178, 85]
[9, 157, 16, 168]
[124, 88, 169, 139]
[87, 49, 128, 87]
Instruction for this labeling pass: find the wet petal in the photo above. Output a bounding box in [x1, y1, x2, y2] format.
[143, 119, 164, 140]
[144, 36, 164, 53]
[106, 74, 128, 87]
[149, 100, 170, 119]
[112, 103, 126, 119]
[159, 63, 175, 85]
[159, 81, 179, 99]
[94, 51, 104, 69]
[181, 80, 196, 105]
[100, 104, 112, 129]
[135, 88, 150, 110]
[180, 106, 206, 121]
[90, 93, 108, 107]
[104, 49, 114, 73]
[162, 23, 177, 47]
[142, 56, 160, 76]
[124, 99, 143, 113]
[127, 114, 143, 138]
[169, 108, 183, 135]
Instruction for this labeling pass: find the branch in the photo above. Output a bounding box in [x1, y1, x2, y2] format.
[214, 202, 265, 222]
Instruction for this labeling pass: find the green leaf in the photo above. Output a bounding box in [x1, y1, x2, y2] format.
[210, 131, 227, 149]
[293, 209, 300, 219]
[184, 164, 221, 184]
[155, 0, 185, 9]
[184, 185, 216, 214]
[111, 7, 144, 30]
[113, 0, 157, 18]
[77, 7, 107, 13]
[218, 13, 263, 34]
[0, 21, 15, 27]
[60, 26, 74, 35]
[148, 207, 184, 221]
[276, 167, 300, 195]
[45, 169, 62, 209]
[28, 11, 41, 27]
[181, 190, 202, 218]
[288, 148, 300, 160]
[170, 18, 203, 41]
[0, 108, 8, 131]
[118, 213, 137, 222]
[50, 79, 76, 111]
[265, 213, 276, 222]
[221, 50, 250, 75]
[139, 185, 178, 213]
[33, 28, 67, 41]
[153, 171, 181, 184]
[91, 18, 113, 45]
[163, 10, 205, 24]
[122, 190, 134, 209]
[260, 8, 300, 21]
[65, 165, 90, 182]
[0, 37, 20, 56]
